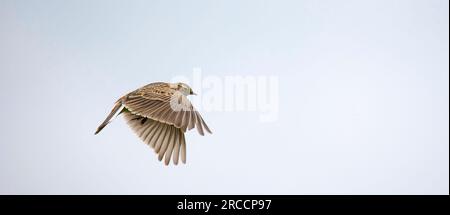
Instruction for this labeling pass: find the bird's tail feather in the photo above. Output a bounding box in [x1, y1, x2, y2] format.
[95, 101, 124, 135]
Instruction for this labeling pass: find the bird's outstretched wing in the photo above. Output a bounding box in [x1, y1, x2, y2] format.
[123, 82, 211, 135]
[123, 111, 186, 165]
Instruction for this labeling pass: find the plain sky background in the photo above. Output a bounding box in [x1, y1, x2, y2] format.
[0, 0, 448, 194]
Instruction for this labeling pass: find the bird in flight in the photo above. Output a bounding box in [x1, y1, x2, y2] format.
[95, 82, 212, 165]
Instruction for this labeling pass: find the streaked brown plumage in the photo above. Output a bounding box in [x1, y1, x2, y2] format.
[95, 82, 212, 165]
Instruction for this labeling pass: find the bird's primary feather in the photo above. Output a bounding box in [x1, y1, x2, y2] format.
[122, 112, 186, 165]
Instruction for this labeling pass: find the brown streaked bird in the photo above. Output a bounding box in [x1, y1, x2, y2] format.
[95, 82, 212, 165]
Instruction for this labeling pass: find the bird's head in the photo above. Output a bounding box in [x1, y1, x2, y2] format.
[173, 82, 196, 96]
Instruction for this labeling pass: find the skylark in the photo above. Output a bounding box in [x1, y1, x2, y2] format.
[95, 82, 212, 165]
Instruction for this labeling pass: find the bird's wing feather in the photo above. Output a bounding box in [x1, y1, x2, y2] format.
[123, 111, 186, 165]
[123, 83, 211, 135]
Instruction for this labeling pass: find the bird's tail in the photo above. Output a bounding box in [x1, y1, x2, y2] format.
[95, 100, 124, 135]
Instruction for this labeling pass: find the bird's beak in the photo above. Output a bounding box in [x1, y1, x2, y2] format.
[191, 92, 197, 95]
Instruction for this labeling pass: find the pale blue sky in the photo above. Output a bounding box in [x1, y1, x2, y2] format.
[0, 0, 448, 194]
